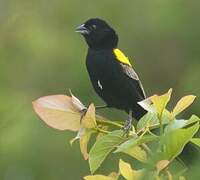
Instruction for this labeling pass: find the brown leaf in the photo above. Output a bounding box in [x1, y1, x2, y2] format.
[32, 95, 81, 131]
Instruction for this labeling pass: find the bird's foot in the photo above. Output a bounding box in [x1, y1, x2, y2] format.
[123, 120, 132, 137]
[122, 110, 133, 137]
[79, 108, 87, 122]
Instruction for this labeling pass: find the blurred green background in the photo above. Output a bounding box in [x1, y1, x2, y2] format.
[0, 0, 199, 179]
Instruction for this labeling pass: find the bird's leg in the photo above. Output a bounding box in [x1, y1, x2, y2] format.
[123, 109, 133, 134]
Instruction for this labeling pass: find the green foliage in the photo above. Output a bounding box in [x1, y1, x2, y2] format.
[159, 121, 199, 160]
[115, 135, 158, 155]
[89, 130, 126, 174]
[190, 138, 200, 148]
[32, 89, 199, 179]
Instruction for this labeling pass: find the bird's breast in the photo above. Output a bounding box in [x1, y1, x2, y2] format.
[86, 49, 119, 83]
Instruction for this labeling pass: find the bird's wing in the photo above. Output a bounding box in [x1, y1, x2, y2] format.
[113, 48, 146, 99]
[120, 63, 146, 99]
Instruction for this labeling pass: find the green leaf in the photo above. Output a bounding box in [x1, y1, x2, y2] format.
[137, 111, 171, 132]
[151, 88, 172, 119]
[137, 112, 156, 132]
[165, 115, 200, 133]
[172, 95, 196, 117]
[185, 115, 200, 126]
[159, 122, 199, 160]
[115, 120, 150, 163]
[96, 126, 109, 140]
[115, 135, 158, 153]
[190, 138, 200, 148]
[89, 130, 126, 174]
[121, 146, 147, 163]
[164, 120, 187, 133]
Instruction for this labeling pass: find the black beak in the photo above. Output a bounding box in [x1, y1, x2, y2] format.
[75, 24, 89, 35]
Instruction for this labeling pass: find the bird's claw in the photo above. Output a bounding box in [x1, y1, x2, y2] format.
[122, 110, 133, 137]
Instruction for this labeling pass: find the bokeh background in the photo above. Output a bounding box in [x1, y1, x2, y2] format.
[0, 0, 199, 179]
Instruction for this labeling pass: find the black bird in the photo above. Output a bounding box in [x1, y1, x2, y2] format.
[76, 18, 147, 130]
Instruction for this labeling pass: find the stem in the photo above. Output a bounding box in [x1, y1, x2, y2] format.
[165, 170, 173, 180]
[142, 144, 152, 155]
[137, 127, 148, 137]
[160, 121, 163, 135]
[140, 128, 148, 137]
[96, 119, 123, 128]
[147, 129, 158, 137]
[138, 128, 153, 155]
[159, 113, 164, 135]
[95, 127, 110, 134]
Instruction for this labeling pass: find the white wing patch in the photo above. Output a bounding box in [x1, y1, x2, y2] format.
[97, 80, 103, 90]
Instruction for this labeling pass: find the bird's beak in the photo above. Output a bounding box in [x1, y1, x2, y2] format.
[75, 24, 90, 35]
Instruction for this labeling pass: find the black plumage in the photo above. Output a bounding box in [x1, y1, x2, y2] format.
[76, 18, 146, 129]
[75, 18, 199, 164]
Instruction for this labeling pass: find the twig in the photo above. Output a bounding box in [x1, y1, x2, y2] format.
[95, 127, 110, 134]
[142, 144, 152, 155]
[147, 129, 158, 137]
[140, 127, 148, 137]
[96, 119, 123, 128]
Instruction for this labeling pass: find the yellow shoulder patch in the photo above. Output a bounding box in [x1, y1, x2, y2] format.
[113, 48, 132, 67]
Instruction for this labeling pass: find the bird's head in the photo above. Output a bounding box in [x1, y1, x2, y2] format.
[75, 18, 118, 49]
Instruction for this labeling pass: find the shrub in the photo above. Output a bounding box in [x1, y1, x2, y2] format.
[32, 89, 199, 180]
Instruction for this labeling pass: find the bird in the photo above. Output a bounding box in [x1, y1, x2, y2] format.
[75, 18, 147, 131]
